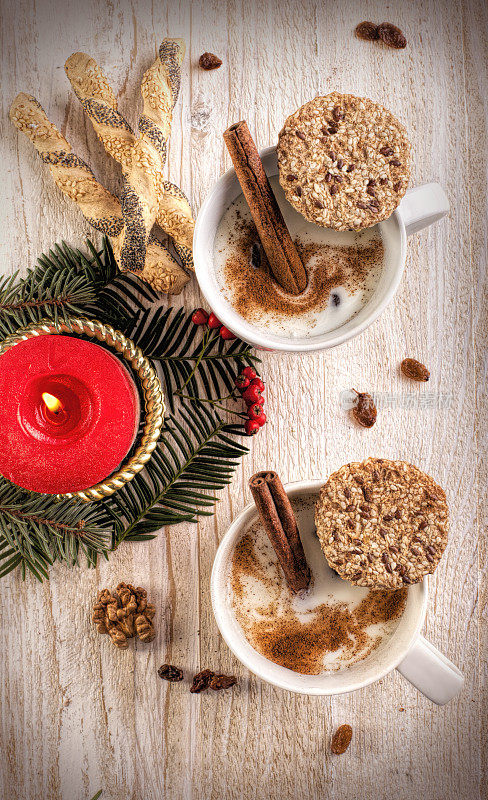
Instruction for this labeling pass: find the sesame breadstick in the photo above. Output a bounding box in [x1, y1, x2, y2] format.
[140, 232, 189, 293]
[159, 180, 194, 270]
[144, 39, 194, 273]
[9, 93, 189, 295]
[10, 93, 124, 238]
[64, 41, 194, 270]
[113, 47, 175, 273]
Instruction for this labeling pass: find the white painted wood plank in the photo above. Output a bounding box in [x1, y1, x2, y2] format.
[0, 0, 485, 798]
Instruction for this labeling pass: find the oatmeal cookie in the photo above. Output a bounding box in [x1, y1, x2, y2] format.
[315, 458, 448, 589]
[277, 93, 411, 231]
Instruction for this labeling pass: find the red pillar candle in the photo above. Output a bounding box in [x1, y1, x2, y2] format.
[0, 335, 140, 494]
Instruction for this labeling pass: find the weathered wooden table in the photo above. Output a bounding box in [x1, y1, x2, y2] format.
[1, 0, 486, 798]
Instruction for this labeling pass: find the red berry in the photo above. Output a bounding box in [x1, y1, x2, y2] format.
[249, 377, 265, 392]
[207, 313, 221, 329]
[234, 374, 250, 391]
[245, 396, 264, 407]
[245, 419, 260, 436]
[248, 403, 263, 420]
[255, 412, 267, 427]
[192, 308, 209, 326]
[242, 384, 262, 404]
[242, 366, 257, 380]
[220, 326, 237, 340]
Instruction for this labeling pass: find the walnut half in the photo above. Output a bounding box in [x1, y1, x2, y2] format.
[92, 582, 156, 649]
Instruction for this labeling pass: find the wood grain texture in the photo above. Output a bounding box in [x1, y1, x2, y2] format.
[0, 0, 486, 798]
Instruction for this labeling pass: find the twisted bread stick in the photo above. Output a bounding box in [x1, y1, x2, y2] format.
[159, 180, 194, 270]
[65, 41, 194, 270]
[65, 39, 190, 273]
[9, 93, 189, 295]
[10, 94, 124, 237]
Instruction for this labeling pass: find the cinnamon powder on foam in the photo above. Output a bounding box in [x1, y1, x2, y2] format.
[222, 217, 384, 324]
[231, 532, 407, 676]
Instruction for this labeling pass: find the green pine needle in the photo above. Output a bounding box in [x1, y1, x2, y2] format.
[111, 403, 248, 542]
[0, 257, 95, 338]
[0, 478, 112, 580]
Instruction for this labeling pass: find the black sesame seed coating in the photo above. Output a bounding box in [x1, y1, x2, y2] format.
[40, 151, 92, 170]
[161, 180, 186, 201]
[86, 216, 124, 236]
[138, 115, 167, 159]
[159, 40, 183, 108]
[119, 179, 147, 272]
[81, 99, 133, 132]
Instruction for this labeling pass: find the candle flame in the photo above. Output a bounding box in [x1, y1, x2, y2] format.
[42, 392, 63, 414]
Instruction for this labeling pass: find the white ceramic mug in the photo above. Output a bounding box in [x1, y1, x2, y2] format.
[211, 480, 464, 704]
[194, 147, 449, 353]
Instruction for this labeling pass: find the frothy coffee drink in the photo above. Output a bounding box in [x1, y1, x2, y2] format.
[214, 176, 389, 339]
[229, 494, 407, 675]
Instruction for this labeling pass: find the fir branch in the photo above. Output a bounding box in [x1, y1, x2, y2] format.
[126, 307, 259, 411]
[2, 503, 92, 534]
[0, 238, 149, 342]
[110, 403, 248, 542]
[0, 265, 96, 339]
[0, 479, 112, 580]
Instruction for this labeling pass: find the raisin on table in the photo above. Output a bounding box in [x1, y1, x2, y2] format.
[377, 22, 407, 49]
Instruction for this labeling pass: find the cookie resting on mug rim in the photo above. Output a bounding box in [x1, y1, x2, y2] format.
[277, 92, 411, 231]
[315, 458, 448, 589]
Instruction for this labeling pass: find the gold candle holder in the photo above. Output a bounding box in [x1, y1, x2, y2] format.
[0, 316, 165, 502]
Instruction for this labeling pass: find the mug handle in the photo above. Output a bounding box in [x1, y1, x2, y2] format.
[397, 183, 450, 236]
[395, 634, 464, 705]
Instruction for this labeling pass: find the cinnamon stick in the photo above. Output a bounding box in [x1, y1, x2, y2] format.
[223, 121, 307, 295]
[249, 471, 311, 592]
